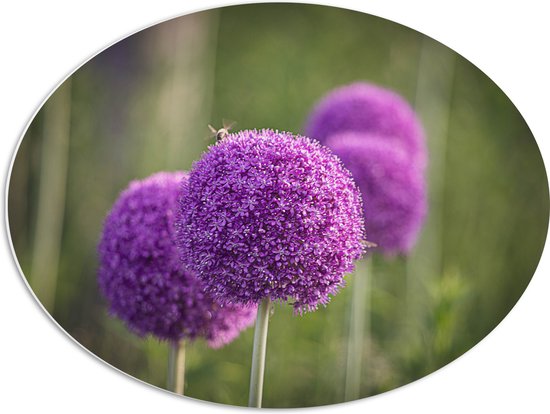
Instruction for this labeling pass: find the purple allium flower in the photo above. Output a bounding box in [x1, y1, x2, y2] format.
[98, 171, 257, 347]
[304, 82, 427, 170]
[326, 133, 427, 255]
[176, 129, 365, 314]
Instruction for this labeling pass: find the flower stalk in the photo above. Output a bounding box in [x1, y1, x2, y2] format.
[248, 297, 272, 407]
[168, 340, 186, 395]
[344, 258, 371, 401]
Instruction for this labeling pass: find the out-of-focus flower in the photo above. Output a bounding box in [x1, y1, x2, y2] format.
[304, 82, 427, 170]
[98, 171, 256, 347]
[326, 133, 427, 255]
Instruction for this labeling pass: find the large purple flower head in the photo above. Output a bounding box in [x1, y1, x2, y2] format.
[98, 171, 256, 347]
[176, 129, 365, 314]
[326, 133, 427, 255]
[304, 82, 427, 170]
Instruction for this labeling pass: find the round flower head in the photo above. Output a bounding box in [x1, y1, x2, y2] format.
[304, 82, 427, 170]
[98, 171, 256, 347]
[176, 129, 365, 314]
[326, 133, 427, 255]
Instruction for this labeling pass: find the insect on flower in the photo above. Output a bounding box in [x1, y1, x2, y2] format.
[362, 240, 378, 249]
[208, 119, 236, 142]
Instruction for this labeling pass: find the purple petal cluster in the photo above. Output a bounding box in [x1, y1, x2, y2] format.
[326, 133, 427, 255]
[98, 171, 256, 347]
[176, 129, 365, 314]
[304, 82, 427, 170]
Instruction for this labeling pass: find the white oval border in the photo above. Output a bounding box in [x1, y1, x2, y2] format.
[2, 1, 549, 413]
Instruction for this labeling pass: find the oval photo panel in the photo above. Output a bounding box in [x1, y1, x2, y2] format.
[7, 3, 549, 408]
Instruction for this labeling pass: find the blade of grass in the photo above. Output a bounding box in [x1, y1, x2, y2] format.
[407, 37, 456, 317]
[30, 80, 72, 312]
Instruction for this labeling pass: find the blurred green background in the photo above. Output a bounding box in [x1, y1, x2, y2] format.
[7, 3, 548, 408]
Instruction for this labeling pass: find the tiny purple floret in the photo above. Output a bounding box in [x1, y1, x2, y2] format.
[304, 82, 427, 170]
[326, 133, 427, 255]
[176, 129, 365, 314]
[98, 171, 256, 347]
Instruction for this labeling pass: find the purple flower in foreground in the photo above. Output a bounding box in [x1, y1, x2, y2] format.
[98, 171, 256, 347]
[176, 129, 365, 314]
[304, 82, 427, 170]
[326, 133, 427, 255]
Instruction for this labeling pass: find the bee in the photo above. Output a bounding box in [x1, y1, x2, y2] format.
[208, 119, 236, 142]
[362, 240, 378, 249]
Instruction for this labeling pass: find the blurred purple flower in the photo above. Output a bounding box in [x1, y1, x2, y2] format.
[98, 171, 256, 347]
[304, 82, 427, 170]
[176, 129, 365, 314]
[326, 133, 427, 255]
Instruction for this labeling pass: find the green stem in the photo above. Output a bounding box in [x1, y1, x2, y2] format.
[344, 258, 371, 401]
[167, 340, 186, 395]
[248, 297, 272, 407]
